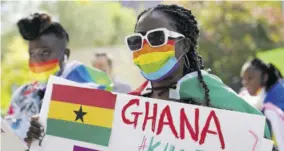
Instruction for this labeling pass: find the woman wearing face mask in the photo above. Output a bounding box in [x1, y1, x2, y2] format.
[241, 58, 284, 111]
[126, 4, 272, 140]
[4, 13, 113, 143]
[26, 5, 273, 147]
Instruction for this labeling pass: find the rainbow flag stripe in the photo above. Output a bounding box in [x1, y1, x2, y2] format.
[29, 59, 59, 73]
[46, 84, 117, 147]
[133, 40, 175, 74]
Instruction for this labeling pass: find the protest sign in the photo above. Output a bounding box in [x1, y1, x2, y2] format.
[31, 76, 270, 151]
[108, 94, 267, 151]
[1, 117, 28, 151]
[260, 139, 274, 151]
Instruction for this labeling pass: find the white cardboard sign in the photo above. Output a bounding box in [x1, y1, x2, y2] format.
[30, 76, 271, 151]
[108, 94, 267, 151]
[1, 118, 28, 151]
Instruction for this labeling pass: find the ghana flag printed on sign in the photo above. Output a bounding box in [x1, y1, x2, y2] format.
[46, 84, 117, 147]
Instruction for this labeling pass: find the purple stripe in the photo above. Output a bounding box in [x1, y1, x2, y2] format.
[73, 145, 99, 151]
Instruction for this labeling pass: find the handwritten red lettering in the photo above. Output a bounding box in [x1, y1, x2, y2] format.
[121, 99, 225, 149]
[121, 99, 142, 128]
[142, 102, 157, 132]
[180, 108, 199, 141]
[156, 105, 179, 138]
[199, 110, 225, 149]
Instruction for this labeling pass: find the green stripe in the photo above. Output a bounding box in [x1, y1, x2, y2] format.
[46, 118, 111, 146]
[137, 57, 170, 74]
[86, 66, 112, 86]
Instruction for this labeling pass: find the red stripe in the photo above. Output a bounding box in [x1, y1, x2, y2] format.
[51, 84, 117, 109]
[29, 59, 58, 67]
[167, 40, 175, 45]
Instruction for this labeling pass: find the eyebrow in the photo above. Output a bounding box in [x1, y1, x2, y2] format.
[29, 46, 49, 52]
[135, 31, 147, 36]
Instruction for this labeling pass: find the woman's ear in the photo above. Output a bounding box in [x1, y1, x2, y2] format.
[263, 73, 268, 85]
[64, 48, 70, 59]
[175, 38, 191, 58]
[181, 38, 191, 53]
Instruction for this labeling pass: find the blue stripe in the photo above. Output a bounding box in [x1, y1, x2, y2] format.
[141, 57, 177, 81]
[65, 65, 94, 83]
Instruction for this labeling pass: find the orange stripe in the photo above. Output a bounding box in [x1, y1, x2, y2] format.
[30, 63, 59, 73]
[29, 59, 58, 67]
[133, 43, 174, 59]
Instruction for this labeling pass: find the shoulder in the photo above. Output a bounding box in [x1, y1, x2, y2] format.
[11, 84, 32, 101]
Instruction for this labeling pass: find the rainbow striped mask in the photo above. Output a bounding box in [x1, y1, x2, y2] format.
[133, 40, 180, 81]
[29, 59, 60, 83]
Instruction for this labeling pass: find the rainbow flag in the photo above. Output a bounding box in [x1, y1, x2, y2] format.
[46, 84, 117, 147]
[64, 62, 113, 91]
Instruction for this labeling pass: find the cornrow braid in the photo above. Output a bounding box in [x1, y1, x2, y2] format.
[136, 4, 211, 106]
[250, 58, 282, 91]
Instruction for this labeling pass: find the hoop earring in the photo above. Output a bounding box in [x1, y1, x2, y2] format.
[183, 54, 190, 69]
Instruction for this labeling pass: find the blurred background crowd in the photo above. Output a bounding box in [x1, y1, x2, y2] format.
[1, 0, 284, 114]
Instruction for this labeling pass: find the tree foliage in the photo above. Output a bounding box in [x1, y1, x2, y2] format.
[175, 1, 284, 90]
[40, 1, 136, 48]
[1, 37, 32, 114]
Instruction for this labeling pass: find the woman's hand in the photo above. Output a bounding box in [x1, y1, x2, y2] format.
[24, 116, 44, 147]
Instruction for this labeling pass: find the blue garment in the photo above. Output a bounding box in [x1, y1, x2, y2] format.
[264, 79, 284, 111]
[5, 61, 113, 140]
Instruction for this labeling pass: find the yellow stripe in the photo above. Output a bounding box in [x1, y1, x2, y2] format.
[48, 101, 114, 128]
[133, 51, 174, 65]
[29, 66, 60, 82]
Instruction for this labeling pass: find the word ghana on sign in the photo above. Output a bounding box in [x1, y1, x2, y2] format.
[121, 99, 226, 149]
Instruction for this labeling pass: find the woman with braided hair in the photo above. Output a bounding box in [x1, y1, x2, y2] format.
[5, 13, 113, 144]
[241, 58, 283, 110]
[241, 58, 284, 150]
[126, 4, 272, 140]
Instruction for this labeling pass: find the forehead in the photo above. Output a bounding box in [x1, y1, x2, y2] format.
[95, 56, 108, 63]
[29, 34, 65, 51]
[244, 67, 262, 76]
[135, 10, 176, 33]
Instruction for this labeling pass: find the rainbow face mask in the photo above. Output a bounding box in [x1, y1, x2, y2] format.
[133, 40, 181, 81]
[29, 59, 60, 83]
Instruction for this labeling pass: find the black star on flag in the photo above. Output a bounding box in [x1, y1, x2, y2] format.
[1, 129, 4, 133]
[73, 105, 87, 123]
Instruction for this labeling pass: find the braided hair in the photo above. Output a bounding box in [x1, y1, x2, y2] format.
[17, 13, 69, 42]
[249, 58, 282, 91]
[135, 4, 211, 106]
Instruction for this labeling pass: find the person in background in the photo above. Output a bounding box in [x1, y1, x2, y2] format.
[241, 58, 284, 111]
[241, 58, 284, 150]
[92, 52, 132, 93]
[5, 13, 113, 143]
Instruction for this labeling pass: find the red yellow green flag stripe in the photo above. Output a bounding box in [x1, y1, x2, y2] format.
[46, 84, 117, 146]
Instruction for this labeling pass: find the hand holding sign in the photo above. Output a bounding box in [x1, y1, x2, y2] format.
[25, 115, 45, 147]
